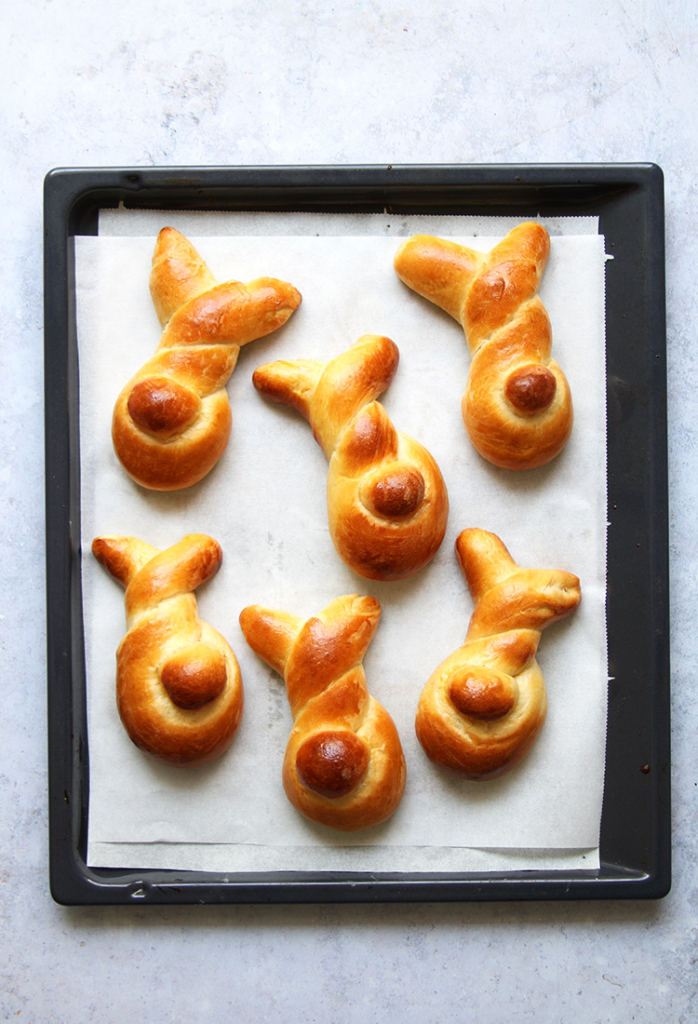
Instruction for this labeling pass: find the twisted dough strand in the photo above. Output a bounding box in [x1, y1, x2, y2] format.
[252, 334, 449, 580]
[92, 533, 243, 767]
[415, 529, 581, 779]
[239, 595, 406, 831]
[394, 222, 573, 470]
[112, 227, 302, 490]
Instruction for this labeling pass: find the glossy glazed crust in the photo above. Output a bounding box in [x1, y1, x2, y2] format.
[394, 223, 573, 470]
[239, 595, 406, 831]
[415, 529, 581, 780]
[92, 533, 244, 767]
[111, 227, 302, 490]
[252, 334, 449, 580]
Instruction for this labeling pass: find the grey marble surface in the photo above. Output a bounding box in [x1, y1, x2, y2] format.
[2, 0, 696, 1020]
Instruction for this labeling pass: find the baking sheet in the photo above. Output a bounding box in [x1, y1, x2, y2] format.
[76, 213, 608, 874]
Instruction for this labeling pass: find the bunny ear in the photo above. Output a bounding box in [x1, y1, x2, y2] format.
[91, 535, 160, 587]
[309, 335, 399, 455]
[122, 535, 223, 621]
[161, 278, 302, 350]
[394, 234, 482, 322]
[463, 222, 550, 349]
[252, 358, 324, 423]
[456, 528, 581, 634]
[150, 227, 218, 327]
[253, 336, 399, 458]
[467, 567, 582, 643]
[455, 529, 519, 602]
[314, 335, 399, 417]
[93, 534, 224, 627]
[238, 605, 304, 677]
[280, 596, 380, 720]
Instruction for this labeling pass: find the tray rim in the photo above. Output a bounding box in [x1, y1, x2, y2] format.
[44, 162, 670, 905]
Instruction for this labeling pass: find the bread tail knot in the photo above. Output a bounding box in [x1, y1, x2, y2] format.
[295, 730, 370, 799]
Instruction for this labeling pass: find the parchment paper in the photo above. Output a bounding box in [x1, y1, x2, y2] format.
[77, 212, 608, 873]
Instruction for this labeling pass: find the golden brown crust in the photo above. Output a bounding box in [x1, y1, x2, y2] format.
[92, 533, 244, 767]
[394, 223, 573, 470]
[252, 334, 449, 581]
[112, 228, 302, 490]
[239, 595, 406, 831]
[415, 529, 581, 780]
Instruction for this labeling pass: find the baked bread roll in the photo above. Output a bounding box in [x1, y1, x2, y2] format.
[252, 334, 449, 580]
[415, 529, 581, 779]
[112, 227, 302, 489]
[92, 532, 243, 767]
[394, 222, 573, 470]
[239, 594, 406, 831]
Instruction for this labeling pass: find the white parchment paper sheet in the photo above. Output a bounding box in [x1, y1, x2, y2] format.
[77, 215, 608, 873]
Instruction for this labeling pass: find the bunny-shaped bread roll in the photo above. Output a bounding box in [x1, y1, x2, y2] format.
[394, 223, 573, 470]
[239, 594, 406, 831]
[416, 529, 581, 780]
[252, 334, 449, 581]
[112, 228, 301, 490]
[92, 533, 243, 767]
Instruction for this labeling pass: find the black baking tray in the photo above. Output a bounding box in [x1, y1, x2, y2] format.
[44, 164, 670, 905]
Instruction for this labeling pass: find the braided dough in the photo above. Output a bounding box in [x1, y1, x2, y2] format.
[239, 594, 406, 831]
[92, 533, 243, 767]
[252, 334, 449, 581]
[394, 222, 573, 470]
[416, 529, 581, 780]
[112, 227, 302, 490]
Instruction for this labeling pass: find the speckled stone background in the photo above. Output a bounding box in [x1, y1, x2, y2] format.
[3, 1, 696, 1020]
